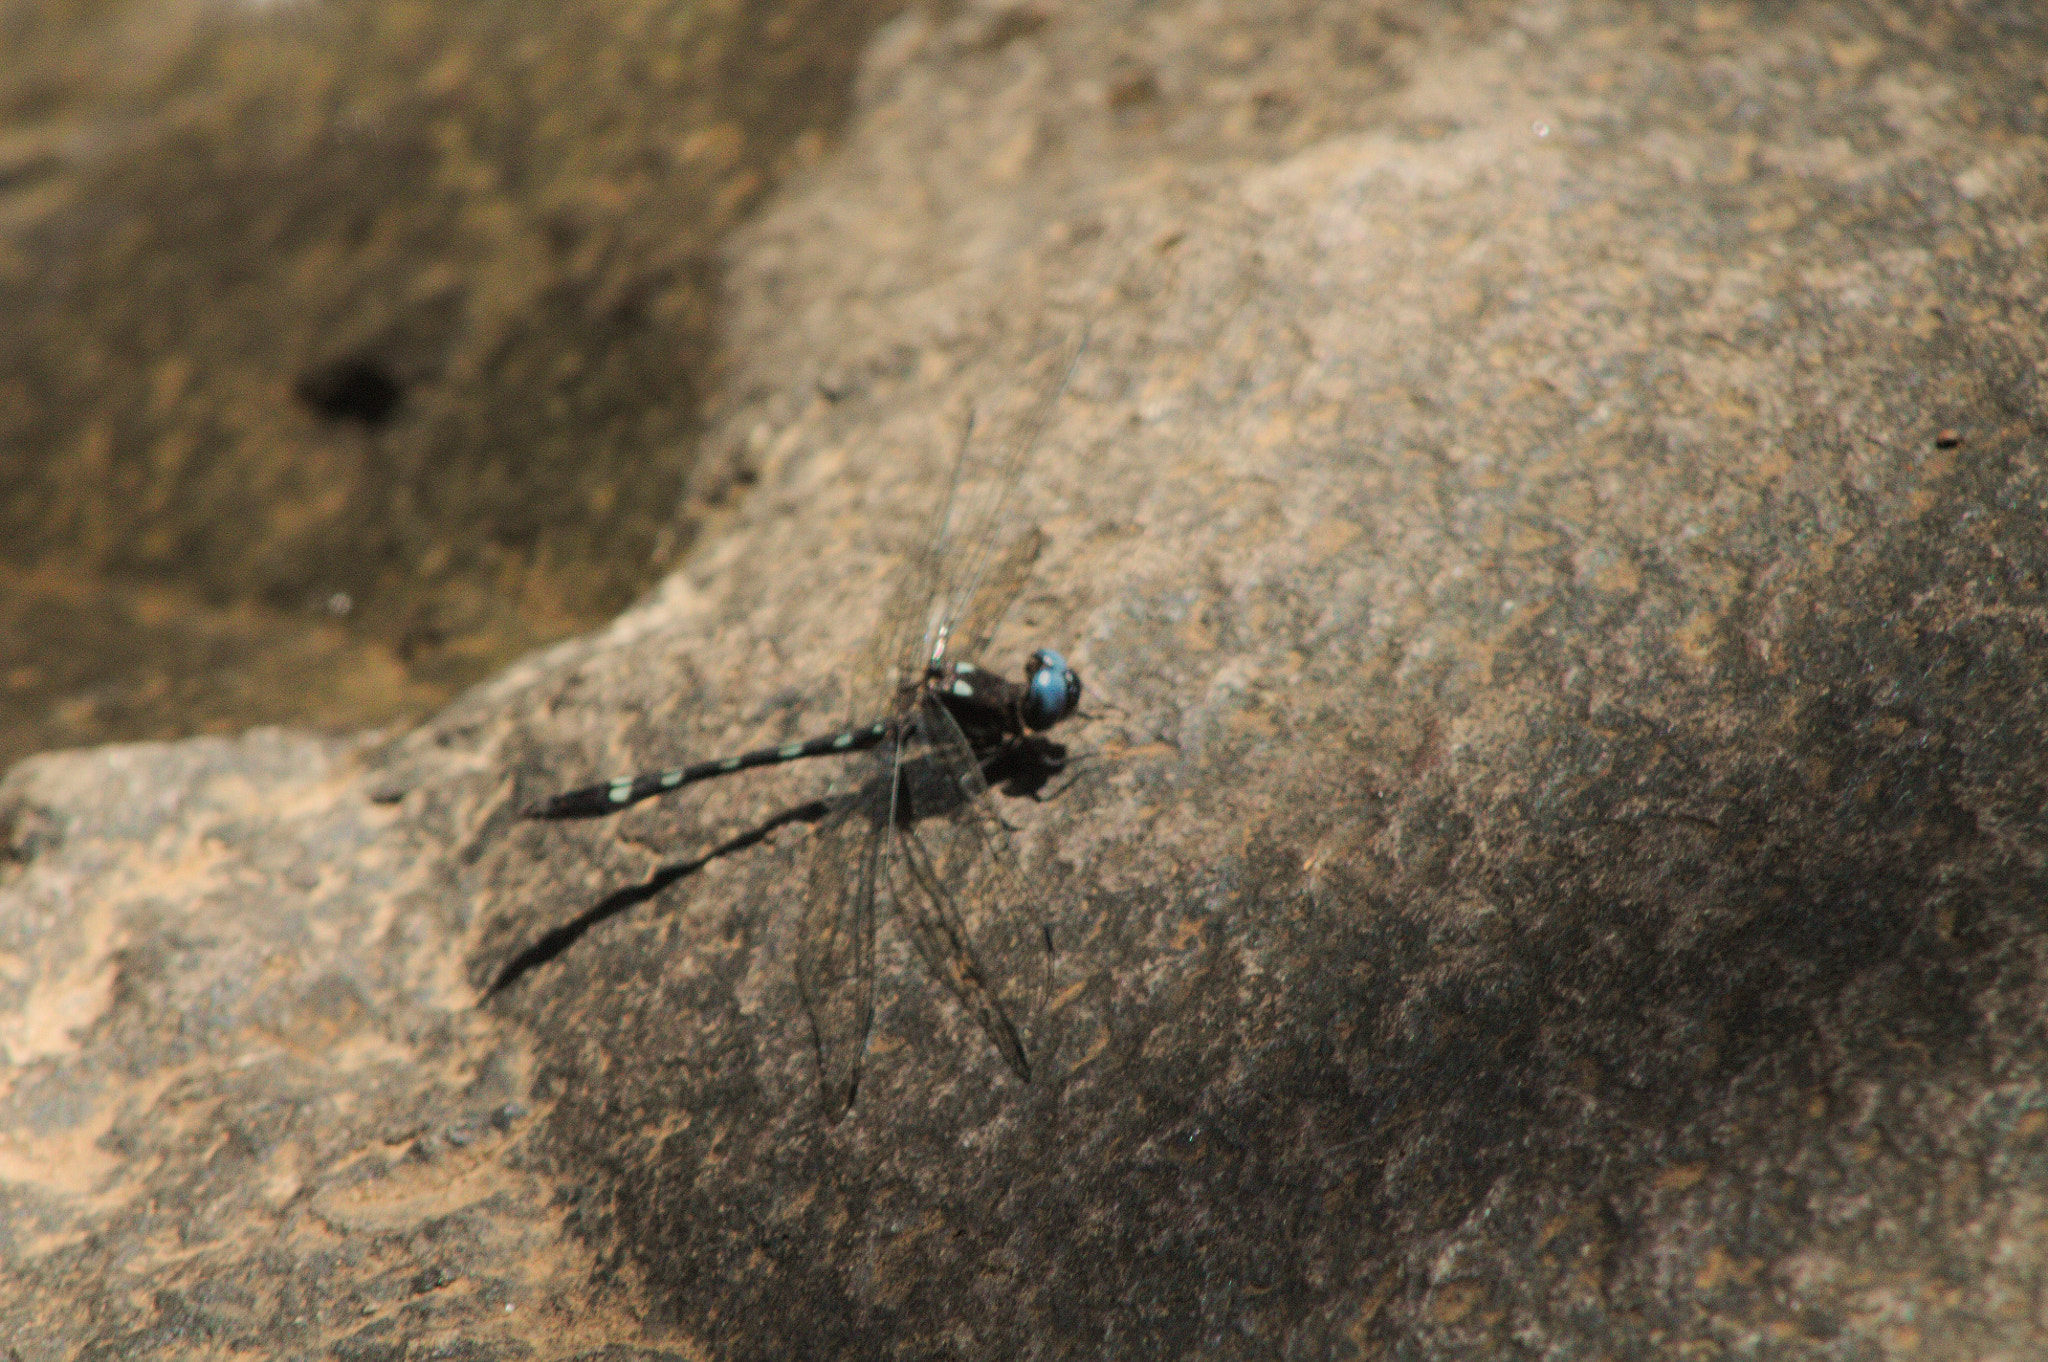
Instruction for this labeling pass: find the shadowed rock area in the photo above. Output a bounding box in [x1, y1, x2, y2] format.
[0, 0, 906, 768]
[6, 0, 2048, 1357]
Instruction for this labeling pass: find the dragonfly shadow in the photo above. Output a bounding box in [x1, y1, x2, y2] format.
[984, 735, 1069, 800]
[484, 735, 1070, 1001]
[485, 797, 831, 997]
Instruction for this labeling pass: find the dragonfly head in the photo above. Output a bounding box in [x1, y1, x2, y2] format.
[1021, 649, 1083, 731]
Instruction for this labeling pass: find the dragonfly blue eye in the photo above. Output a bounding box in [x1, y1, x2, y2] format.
[1022, 649, 1082, 731]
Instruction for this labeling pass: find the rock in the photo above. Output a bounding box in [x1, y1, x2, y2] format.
[6, 0, 2048, 1358]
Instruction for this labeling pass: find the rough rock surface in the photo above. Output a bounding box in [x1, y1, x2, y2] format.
[6, 0, 2048, 1358]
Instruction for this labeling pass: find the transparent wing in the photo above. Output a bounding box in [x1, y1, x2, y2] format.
[950, 526, 1043, 667]
[843, 419, 973, 727]
[796, 752, 889, 1120]
[883, 696, 1053, 1083]
[845, 330, 1085, 721]
[921, 335, 1084, 667]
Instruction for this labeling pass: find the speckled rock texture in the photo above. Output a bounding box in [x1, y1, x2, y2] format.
[6, 0, 2047, 1357]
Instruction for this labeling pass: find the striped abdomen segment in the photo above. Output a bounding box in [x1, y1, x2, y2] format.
[524, 720, 891, 819]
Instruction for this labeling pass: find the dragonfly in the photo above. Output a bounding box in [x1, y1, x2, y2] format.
[524, 339, 1087, 1117]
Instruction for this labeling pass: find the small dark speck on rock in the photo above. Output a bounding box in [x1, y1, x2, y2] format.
[1, 801, 63, 863]
[409, 1264, 455, 1295]
[1108, 67, 1161, 110]
[295, 354, 405, 426]
[971, 5, 1050, 52]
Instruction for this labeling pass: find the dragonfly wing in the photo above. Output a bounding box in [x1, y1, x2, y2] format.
[886, 697, 1053, 1083]
[797, 760, 888, 1119]
[923, 331, 1085, 663]
[844, 405, 987, 728]
[848, 329, 1085, 715]
[948, 526, 1043, 666]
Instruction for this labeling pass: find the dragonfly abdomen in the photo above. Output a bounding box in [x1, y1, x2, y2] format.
[524, 719, 892, 819]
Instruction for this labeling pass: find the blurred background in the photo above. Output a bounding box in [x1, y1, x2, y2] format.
[0, 0, 910, 771]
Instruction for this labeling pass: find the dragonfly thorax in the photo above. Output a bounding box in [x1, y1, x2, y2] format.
[922, 651, 1081, 743]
